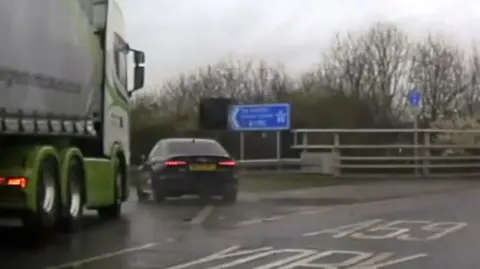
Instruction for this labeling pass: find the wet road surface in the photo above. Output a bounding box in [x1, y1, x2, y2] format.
[1, 180, 480, 269]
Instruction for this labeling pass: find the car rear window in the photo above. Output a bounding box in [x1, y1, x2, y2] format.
[166, 141, 228, 156]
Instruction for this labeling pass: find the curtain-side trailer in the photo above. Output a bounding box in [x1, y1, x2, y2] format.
[0, 0, 145, 233]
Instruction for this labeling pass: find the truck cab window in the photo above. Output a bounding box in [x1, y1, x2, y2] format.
[114, 33, 128, 91]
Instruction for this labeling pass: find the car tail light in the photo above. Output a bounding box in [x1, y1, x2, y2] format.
[165, 160, 188, 166]
[218, 160, 236, 166]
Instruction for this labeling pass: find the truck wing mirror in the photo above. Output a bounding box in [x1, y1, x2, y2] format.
[133, 66, 144, 90]
[129, 49, 146, 97]
[133, 50, 145, 65]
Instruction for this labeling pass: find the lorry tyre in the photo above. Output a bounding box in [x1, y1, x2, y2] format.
[23, 157, 60, 234]
[59, 158, 84, 233]
[97, 158, 122, 219]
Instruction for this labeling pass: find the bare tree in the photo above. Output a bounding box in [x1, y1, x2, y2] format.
[129, 21, 478, 161]
[308, 23, 412, 127]
[410, 34, 471, 123]
[359, 23, 413, 125]
[459, 46, 480, 118]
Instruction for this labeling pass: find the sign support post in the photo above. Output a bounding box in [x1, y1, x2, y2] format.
[414, 116, 418, 175]
[408, 90, 423, 176]
[240, 132, 245, 160]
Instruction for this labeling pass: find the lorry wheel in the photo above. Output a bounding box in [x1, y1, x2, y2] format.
[59, 158, 84, 233]
[97, 160, 122, 219]
[23, 157, 60, 234]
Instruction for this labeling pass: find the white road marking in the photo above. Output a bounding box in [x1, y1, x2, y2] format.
[162, 245, 427, 269]
[303, 219, 383, 238]
[277, 250, 427, 269]
[191, 205, 215, 225]
[346, 252, 428, 269]
[164, 245, 273, 269]
[45, 242, 158, 269]
[236, 208, 331, 227]
[297, 208, 332, 215]
[207, 249, 316, 269]
[303, 219, 468, 241]
[235, 215, 285, 226]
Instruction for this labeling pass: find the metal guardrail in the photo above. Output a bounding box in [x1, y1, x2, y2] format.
[292, 128, 480, 178]
[129, 128, 480, 178]
[129, 159, 300, 170]
[235, 158, 303, 175]
[237, 158, 300, 166]
[128, 159, 303, 178]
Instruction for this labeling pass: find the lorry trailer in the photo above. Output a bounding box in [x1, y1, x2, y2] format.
[0, 0, 145, 233]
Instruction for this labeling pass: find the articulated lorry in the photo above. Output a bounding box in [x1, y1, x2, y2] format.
[0, 0, 145, 233]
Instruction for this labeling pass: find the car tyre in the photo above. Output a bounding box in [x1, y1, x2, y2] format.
[222, 185, 237, 204]
[136, 187, 149, 202]
[152, 181, 166, 203]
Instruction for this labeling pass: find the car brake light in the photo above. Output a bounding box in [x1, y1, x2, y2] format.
[165, 160, 187, 166]
[219, 160, 236, 166]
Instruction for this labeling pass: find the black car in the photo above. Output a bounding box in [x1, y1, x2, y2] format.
[139, 138, 238, 203]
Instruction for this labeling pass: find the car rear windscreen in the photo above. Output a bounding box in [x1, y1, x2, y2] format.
[167, 141, 228, 156]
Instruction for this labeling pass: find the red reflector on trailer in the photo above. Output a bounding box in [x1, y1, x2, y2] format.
[7, 177, 28, 188]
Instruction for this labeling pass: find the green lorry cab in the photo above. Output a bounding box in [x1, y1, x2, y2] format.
[0, 0, 145, 233]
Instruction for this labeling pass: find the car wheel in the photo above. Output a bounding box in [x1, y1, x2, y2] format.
[222, 185, 237, 204]
[199, 192, 213, 204]
[136, 187, 149, 202]
[152, 181, 166, 203]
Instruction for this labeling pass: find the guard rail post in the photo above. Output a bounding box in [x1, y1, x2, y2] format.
[423, 132, 430, 176]
[333, 132, 340, 177]
[301, 132, 308, 154]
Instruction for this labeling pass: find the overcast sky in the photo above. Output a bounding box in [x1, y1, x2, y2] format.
[125, 0, 480, 85]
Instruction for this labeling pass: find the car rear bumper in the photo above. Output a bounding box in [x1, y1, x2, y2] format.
[152, 173, 238, 195]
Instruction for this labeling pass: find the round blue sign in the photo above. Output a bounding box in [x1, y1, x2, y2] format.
[409, 91, 422, 107]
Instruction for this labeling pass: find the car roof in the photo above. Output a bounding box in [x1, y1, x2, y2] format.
[160, 138, 217, 144]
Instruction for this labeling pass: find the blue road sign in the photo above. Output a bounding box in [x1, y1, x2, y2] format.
[409, 90, 423, 108]
[229, 103, 291, 131]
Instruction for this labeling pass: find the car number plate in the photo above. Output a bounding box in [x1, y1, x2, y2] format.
[189, 164, 216, 171]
